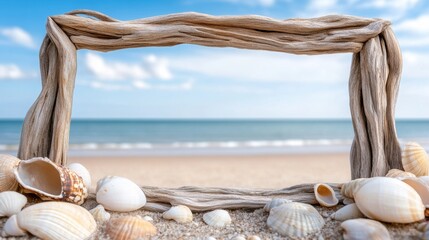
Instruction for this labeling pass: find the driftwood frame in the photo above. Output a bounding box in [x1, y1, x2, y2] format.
[17, 10, 403, 208]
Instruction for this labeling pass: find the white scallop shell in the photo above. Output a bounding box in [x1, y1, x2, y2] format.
[0, 191, 27, 217]
[96, 176, 146, 212]
[341, 218, 391, 240]
[263, 198, 292, 212]
[402, 142, 429, 176]
[266, 202, 324, 238]
[163, 205, 193, 223]
[354, 177, 425, 223]
[401, 177, 429, 206]
[67, 163, 91, 189]
[203, 209, 231, 227]
[3, 215, 26, 237]
[0, 154, 20, 192]
[340, 178, 369, 199]
[3, 201, 96, 240]
[330, 203, 364, 221]
[314, 183, 339, 207]
[385, 169, 416, 179]
[89, 204, 110, 222]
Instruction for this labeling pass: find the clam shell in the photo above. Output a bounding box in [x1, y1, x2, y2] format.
[385, 169, 416, 179]
[0, 154, 20, 192]
[3, 214, 26, 236]
[0, 191, 27, 217]
[96, 176, 146, 212]
[354, 177, 425, 223]
[89, 204, 110, 222]
[106, 216, 157, 240]
[341, 218, 391, 240]
[330, 203, 364, 221]
[263, 198, 292, 212]
[314, 183, 338, 207]
[266, 202, 324, 238]
[3, 201, 96, 240]
[402, 142, 429, 176]
[203, 209, 231, 227]
[14, 157, 88, 205]
[341, 178, 369, 199]
[67, 163, 91, 189]
[401, 177, 429, 206]
[163, 205, 193, 223]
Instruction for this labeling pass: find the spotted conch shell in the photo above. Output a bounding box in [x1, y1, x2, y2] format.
[14, 157, 88, 205]
[314, 183, 338, 207]
[106, 216, 157, 240]
[402, 142, 429, 176]
[385, 169, 416, 179]
[341, 218, 391, 240]
[0, 154, 20, 192]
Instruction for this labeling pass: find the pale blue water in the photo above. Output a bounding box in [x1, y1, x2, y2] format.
[1, 119, 428, 155]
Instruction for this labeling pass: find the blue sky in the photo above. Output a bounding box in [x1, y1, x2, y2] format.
[1, 0, 428, 119]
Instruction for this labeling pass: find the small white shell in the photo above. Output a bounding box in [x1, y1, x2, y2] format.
[402, 142, 429, 176]
[231, 234, 246, 240]
[385, 169, 416, 179]
[401, 177, 429, 206]
[3, 215, 26, 237]
[354, 177, 425, 223]
[89, 204, 110, 222]
[143, 215, 153, 221]
[67, 163, 91, 189]
[267, 202, 324, 238]
[96, 176, 146, 212]
[0, 154, 20, 192]
[247, 236, 261, 240]
[314, 183, 338, 207]
[341, 218, 391, 240]
[330, 203, 364, 221]
[0, 191, 27, 217]
[263, 198, 292, 212]
[163, 205, 193, 223]
[203, 209, 231, 227]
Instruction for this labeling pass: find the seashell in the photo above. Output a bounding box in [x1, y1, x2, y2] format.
[354, 177, 425, 223]
[314, 183, 338, 207]
[247, 236, 261, 240]
[263, 198, 292, 212]
[401, 177, 429, 206]
[341, 218, 391, 240]
[89, 204, 110, 222]
[67, 163, 91, 189]
[3, 214, 26, 236]
[0, 154, 20, 192]
[330, 203, 364, 221]
[420, 176, 429, 186]
[385, 169, 416, 179]
[96, 176, 146, 212]
[0, 191, 27, 217]
[14, 157, 87, 205]
[106, 216, 157, 240]
[203, 209, 231, 227]
[206, 237, 216, 240]
[143, 215, 153, 221]
[340, 178, 369, 199]
[402, 142, 429, 176]
[162, 205, 193, 223]
[231, 234, 246, 240]
[343, 198, 354, 205]
[266, 202, 324, 238]
[3, 201, 96, 240]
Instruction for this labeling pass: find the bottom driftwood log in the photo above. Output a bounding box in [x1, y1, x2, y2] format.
[140, 183, 343, 212]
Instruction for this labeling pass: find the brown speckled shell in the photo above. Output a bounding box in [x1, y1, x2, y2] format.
[106, 216, 157, 240]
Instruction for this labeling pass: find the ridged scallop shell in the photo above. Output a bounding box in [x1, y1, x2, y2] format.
[263, 198, 292, 212]
[354, 177, 425, 223]
[340, 178, 369, 199]
[67, 163, 91, 189]
[3, 201, 96, 240]
[341, 218, 391, 240]
[203, 209, 231, 227]
[402, 142, 429, 176]
[266, 202, 324, 238]
[0, 154, 20, 192]
[314, 183, 338, 207]
[162, 205, 193, 223]
[0, 191, 27, 217]
[401, 177, 429, 206]
[89, 204, 110, 222]
[385, 169, 416, 179]
[106, 216, 157, 240]
[96, 176, 146, 212]
[14, 157, 88, 205]
[330, 203, 364, 221]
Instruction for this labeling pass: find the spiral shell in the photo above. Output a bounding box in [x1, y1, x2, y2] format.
[385, 169, 416, 179]
[203, 209, 231, 227]
[330, 203, 364, 221]
[341, 218, 391, 240]
[0, 154, 20, 192]
[314, 183, 338, 207]
[163, 205, 193, 223]
[0, 191, 27, 217]
[106, 216, 157, 240]
[402, 142, 429, 176]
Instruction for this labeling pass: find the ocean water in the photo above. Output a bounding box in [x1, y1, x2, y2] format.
[1, 119, 428, 155]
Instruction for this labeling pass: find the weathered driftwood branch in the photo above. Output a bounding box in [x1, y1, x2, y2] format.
[141, 184, 343, 212]
[18, 10, 402, 179]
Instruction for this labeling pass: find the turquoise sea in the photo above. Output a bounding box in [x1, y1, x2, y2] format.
[1, 119, 428, 155]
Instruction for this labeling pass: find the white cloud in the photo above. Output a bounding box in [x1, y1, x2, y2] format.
[307, 0, 338, 12]
[395, 15, 429, 34]
[402, 51, 429, 80]
[209, 0, 275, 7]
[0, 27, 35, 48]
[144, 55, 172, 80]
[0, 64, 25, 79]
[359, 0, 419, 10]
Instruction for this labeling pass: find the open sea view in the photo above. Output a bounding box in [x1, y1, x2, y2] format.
[1, 119, 428, 156]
